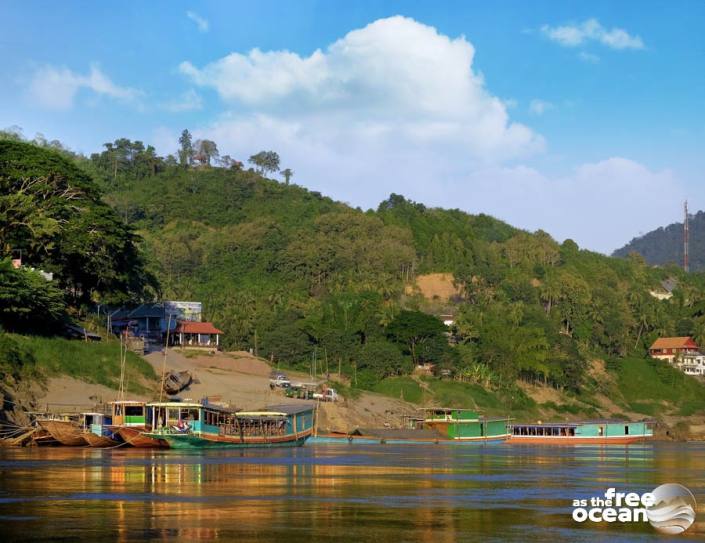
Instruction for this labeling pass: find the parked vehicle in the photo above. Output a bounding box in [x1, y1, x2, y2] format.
[269, 375, 291, 389]
[312, 387, 339, 402]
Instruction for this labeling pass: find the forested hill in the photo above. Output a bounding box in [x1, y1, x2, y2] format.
[613, 211, 705, 271]
[5, 133, 705, 409]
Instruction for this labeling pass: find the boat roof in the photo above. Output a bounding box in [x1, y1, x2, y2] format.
[512, 422, 580, 428]
[147, 401, 203, 408]
[110, 400, 146, 405]
[512, 419, 646, 428]
[81, 412, 106, 416]
[266, 403, 315, 415]
[418, 407, 480, 412]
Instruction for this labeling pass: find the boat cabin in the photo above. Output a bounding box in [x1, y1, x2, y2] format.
[510, 420, 654, 439]
[111, 401, 147, 427]
[81, 412, 112, 434]
[147, 400, 315, 439]
[420, 408, 510, 440]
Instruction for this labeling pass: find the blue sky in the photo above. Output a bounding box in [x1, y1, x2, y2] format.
[2, 1, 704, 253]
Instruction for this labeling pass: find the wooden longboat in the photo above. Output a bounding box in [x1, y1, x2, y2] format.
[117, 426, 166, 448]
[508, 420, 654, 445]
[83, 432, 120, 448]
[145, 402, 315, 449]
[38, 419, 87, 446]
[82, 412, 122, 448]
[108, 400, 166, 448]
[32, 429, 60, 446]
[311, 408, 511, 445]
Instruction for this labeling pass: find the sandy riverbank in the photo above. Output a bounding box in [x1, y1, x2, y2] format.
[30, 349, 417, 432]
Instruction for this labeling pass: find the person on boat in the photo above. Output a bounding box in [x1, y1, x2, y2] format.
[174, 419, 190, 433]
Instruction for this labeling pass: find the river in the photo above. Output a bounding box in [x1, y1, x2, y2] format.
[0, 442, 703, 541]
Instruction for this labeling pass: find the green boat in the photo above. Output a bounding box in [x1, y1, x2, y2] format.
[144, 401, 315, 449]
[311, 407, 511, 445]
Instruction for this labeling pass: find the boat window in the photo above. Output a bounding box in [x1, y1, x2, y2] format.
[125, 406, 144, 417]
[182, 408, 200, 421]
[625, 425, 629, 435]
[114, 404, 122, 416]
[168, 408, 180, 421]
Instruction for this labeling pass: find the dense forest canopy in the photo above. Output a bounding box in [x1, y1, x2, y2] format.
[3, 129, 705, 398]
[0, 139, 156, 329]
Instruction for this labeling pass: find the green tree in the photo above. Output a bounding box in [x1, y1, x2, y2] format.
[0, 260, 66, 334]
[248, 151, 280, 176]
[386, 310, 447, 364]
[280, 168, 294, 184]
[178, 129, 194, 167]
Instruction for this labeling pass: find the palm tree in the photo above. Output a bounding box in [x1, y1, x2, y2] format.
[280, 168, 294, 184]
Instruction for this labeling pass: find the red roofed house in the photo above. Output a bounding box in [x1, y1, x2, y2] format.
[648, 336, 700, 363]
[173, 321, 223, 350]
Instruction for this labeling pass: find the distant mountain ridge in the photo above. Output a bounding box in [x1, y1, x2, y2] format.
[613, 210, 705, 271]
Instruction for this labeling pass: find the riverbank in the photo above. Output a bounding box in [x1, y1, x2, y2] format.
[4, 339, 705, 440]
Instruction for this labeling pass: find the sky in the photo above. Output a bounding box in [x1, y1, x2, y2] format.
[1, 0, 704, 254]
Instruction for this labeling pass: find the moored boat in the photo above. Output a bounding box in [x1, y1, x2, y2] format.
[509, 420, 654, 445]
[117, 426, 167, 448]
[38, 418, 87, 446]
[145, 401, 315, 449]
[311, 408, 511, 445]
[110, 400, 166, 448]
[82, 412, 121, 448]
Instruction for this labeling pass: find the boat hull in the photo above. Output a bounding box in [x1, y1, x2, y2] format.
[32, 429, 60, 447]
[84, 433, 120, 448]
[509, 435, 651, 445]
[116, 427, 167, 448]
[310, 433, 510, 445]
[147, 431, 311, 449]
[38, 420, 87, 447]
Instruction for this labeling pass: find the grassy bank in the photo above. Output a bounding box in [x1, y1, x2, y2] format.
[371, 375, 537, 417]
[4, 333, 157, 393]
[607, 357, 705, 417]
[370, 357, 705, 422]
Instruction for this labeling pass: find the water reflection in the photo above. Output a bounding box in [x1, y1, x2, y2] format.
[0, 443, 703, 541]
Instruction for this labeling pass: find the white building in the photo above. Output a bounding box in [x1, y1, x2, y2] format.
[676, 354, 705, 377]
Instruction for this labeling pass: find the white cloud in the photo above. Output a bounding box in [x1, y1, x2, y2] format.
[541, 19, 644, 50]
[177, 16, 672, 253]
[529, 99, 553, 116]
[28, 63, 141, 110]
[181, 16, 544, 162]
[163, 89, 203, 112]
[578, 51, 600, 64]
[445, 159, 683, 254]
[186, 11, 209, 32]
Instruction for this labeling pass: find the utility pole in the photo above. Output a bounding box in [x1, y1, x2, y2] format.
[684, 200, 690, 273]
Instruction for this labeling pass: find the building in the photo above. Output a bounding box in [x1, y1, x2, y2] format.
[677, 354, 705, 376]
[173, 321, 223, 350]
[648, 336, 700, 363]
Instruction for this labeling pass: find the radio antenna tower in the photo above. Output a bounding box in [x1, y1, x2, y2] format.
[684, 200, 689, 272]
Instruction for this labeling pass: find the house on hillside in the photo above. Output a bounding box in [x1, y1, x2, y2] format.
[172, 321, 223, 350]
[649, 278, 677, 301]
[677, 354, 705, 376]
[648, 336, 700, 364]
[109, 301, 221, 351]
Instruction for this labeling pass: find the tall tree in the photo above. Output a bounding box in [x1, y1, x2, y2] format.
[248, 151, 280, 176]
[193, 139, 219, 167]
[280, 168, 293, 184]
[178, 129, 194, 167]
